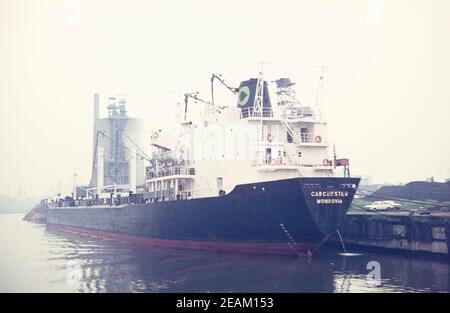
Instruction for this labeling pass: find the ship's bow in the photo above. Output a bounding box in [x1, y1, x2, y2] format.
[301, 177, 360, 236]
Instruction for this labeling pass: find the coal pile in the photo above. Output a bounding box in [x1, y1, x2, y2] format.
[367, 181, 450, 203]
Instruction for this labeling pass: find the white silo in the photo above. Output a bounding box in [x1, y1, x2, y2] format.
[89, 94, 146, 194]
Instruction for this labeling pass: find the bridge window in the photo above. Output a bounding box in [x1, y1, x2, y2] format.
[300, 128, 309, 142]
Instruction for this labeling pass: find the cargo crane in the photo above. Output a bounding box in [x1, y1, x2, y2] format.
[183, 92, 208, 121]
[210, 74, 238, 106]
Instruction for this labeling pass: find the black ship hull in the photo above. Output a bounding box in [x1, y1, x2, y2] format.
[47, 177, 359, 256]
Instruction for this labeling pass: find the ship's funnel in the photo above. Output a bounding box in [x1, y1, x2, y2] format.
[237, 78, 271, 117]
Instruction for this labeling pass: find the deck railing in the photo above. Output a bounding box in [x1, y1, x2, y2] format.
[240, 107, 273, 119]
[48, 193, 146, 208]
[281, 108, 315, 120]
[146, 166, 196, 179]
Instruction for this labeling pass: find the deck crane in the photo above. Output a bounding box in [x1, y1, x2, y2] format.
[183, 92, 209, 121]
[210, 74, 238, 106]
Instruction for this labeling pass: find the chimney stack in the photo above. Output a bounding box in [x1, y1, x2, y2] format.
[94, 93, 100, 120]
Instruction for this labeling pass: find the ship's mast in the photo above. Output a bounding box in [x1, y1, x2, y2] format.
[72, 168, 78, 199]
[252, 61, 270, 117]
[314, 65, 330, 120]
[253, 61, 270, 164]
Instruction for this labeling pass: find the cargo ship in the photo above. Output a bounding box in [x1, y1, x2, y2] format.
[30, 71, 359, 256]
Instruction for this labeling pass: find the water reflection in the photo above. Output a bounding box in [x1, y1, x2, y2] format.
[44, 226, 336, 292]
[0, 214, 449, 293]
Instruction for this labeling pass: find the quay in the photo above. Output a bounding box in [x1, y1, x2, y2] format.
[339, 211, 450, 255]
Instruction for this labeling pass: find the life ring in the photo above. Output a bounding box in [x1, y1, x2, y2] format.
[204, 121, 208, 127]
[315, 135, 322, 143]
[267, 133, 273, 142]
[323, 159, 330, 166]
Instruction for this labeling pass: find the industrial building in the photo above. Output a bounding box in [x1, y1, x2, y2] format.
[75, 94, 146, 199]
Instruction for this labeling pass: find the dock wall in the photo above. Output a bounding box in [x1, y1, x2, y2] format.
[339, 213, 450, 255]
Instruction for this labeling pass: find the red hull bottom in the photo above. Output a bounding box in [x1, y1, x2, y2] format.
[47, 223, 317, 257]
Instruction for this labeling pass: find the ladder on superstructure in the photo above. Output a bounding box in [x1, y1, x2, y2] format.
[280, 120, 302, 145]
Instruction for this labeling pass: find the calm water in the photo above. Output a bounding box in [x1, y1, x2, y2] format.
[0, 213, 449, 293]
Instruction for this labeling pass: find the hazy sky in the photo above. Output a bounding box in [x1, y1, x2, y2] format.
[1, 0, 449, 196]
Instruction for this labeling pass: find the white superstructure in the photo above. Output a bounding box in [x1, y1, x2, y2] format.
[144, 73, 336, 202]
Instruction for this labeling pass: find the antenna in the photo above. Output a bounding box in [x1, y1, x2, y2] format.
[314, 65, 330, 120]
[253, 60, 271, 76]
